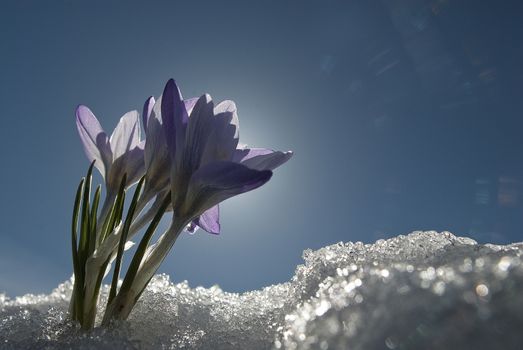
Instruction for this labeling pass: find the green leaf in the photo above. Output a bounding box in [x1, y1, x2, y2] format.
[119, 192, 171, 298]
[78, 161, 95, 266]
[82, 255, 112, 330]
[74, 161, 95, 324]
[108, 176, 146, 305]
[89, 185, 101, 254]
[99, 199, 116, 247]
[71, 177, 85, 319]
[114, 191, 125, 228]
[100, 174, 127, 245]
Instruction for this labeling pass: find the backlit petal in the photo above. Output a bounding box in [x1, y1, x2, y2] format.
[142, 96, 155, 134]
[194, 205, 220, 234]
[183, 94, 215, 172]
[108, 142, 145, 189]
[144, 96, 170, 194]
[240, 149, 293, 171]
[110, 110, 141, 160]
[199, 100, 239, 165]
[75, 105, 112, 178]
[214, 100, 239, 140]
[184, 98, 199, 116]
[185, 161, 272, 217]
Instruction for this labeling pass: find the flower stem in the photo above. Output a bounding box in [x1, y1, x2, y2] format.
[102, 216, 186, 323]
[96, 192, 116, 245]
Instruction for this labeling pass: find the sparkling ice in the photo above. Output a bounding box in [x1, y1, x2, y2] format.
[1, 231, 522, 349]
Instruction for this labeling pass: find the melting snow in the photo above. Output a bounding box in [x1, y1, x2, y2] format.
[1, 231, 522, 349]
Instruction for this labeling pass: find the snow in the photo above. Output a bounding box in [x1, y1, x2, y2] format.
[1, 231, 522, 349]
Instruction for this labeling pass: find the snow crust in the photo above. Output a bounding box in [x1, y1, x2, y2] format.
[1, 231, 522, 349]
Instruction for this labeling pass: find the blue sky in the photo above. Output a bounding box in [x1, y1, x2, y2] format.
[1, 0, 523, 296]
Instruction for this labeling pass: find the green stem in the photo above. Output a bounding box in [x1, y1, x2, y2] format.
[81, 257, 111, 330]
[96, 192, 116, 246]
[102, 216, 186, 324]
[69, 178, 85, 320]
[75, 184, 166, 328]
[107, 177, 145, 305]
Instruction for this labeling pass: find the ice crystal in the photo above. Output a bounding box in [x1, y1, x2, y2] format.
[1, 231, 522, 349]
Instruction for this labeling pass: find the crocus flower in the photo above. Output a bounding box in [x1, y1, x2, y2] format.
[76, 106, 145, 199]
[140, 95, 198, 204]
[143, 89, 292, 234]
[102, 78, 293, 322]
[186, 147, 293, 234]
[161, 79, 293, 232]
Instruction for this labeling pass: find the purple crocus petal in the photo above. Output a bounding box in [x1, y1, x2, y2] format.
[194, 205, 220, 234]
[144, 95, 162, 170]
[143, 96, 170, 194]
[184, 98, 199, 116]
[241, 150, 293, 171]
[232, 147, 273, 163]
[185, 161, 272, 216]
[142, 96, 155, 134]
[75, 105, 112, 178]
[214, 100, 239, 136]
[124, 145, 146, 185]
[107, 143, 145, 189]
[199, 100, 240, 166]
[110, 110, 141, 160]
[183, 94, 215, 172]
[161, 79, 189, 165]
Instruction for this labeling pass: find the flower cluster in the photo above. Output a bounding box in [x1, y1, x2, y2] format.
[70, 79, 292, 329]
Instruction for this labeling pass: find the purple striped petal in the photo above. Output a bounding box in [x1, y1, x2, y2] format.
[214, 101, 239, 143]
[125, 142, 146, 185]
[75, 105, 112, 178]
[194, 205, 220, 234]
[184, 94, 215, 172]
[107, 142, 145, 189]
[144, 96, 170, 194]
[161, 79, 188, 167]
[185, 161, 272, 217]
[110, 110, 141, 160]
[144, 95, 163, 170]
[184, 97, 199, 116]
[242, 150, 293, 171]
[142, 96, 155, 134]
[199, 100, 239, 166]
[232, 148, 272, 163]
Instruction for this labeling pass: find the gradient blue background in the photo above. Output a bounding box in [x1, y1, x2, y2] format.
[1, 0, 523, 296]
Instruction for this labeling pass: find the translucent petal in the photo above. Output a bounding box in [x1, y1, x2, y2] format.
[75, 105, 112, 178]
[185, 161, 272, 217]
[110, 110, 141, 160]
